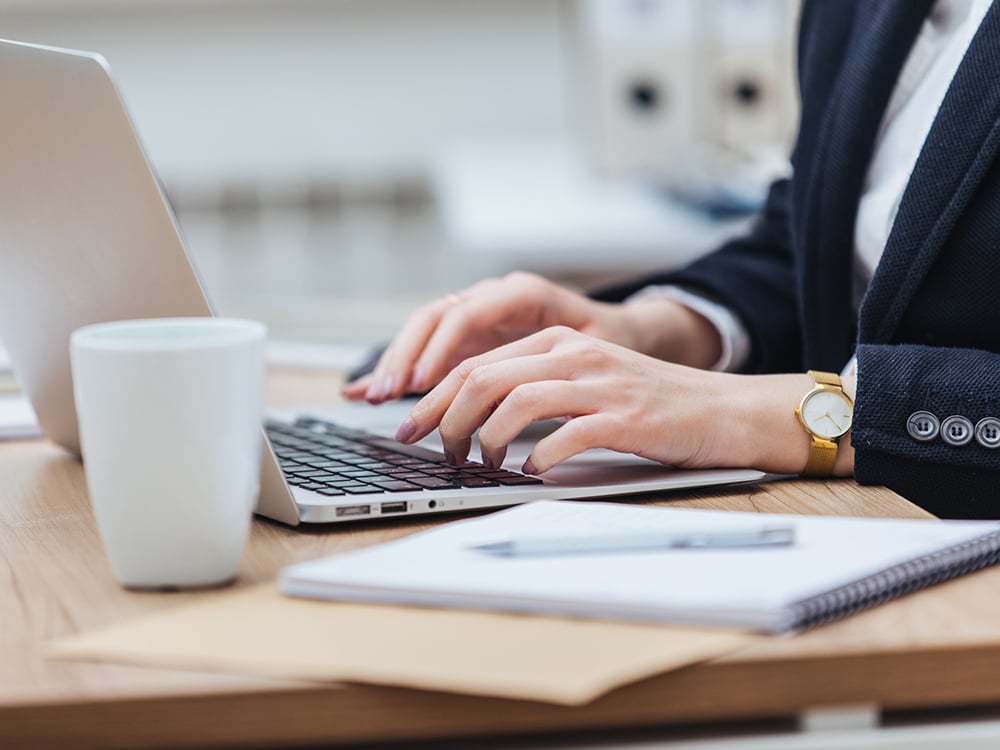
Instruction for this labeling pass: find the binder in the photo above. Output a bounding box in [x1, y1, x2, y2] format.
[281, 500, 1000, 633]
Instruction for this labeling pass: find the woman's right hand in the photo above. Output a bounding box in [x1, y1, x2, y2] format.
[342, 272, 631, 404]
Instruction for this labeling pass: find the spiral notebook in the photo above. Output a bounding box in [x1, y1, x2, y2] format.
[281, 500, 1000, 633]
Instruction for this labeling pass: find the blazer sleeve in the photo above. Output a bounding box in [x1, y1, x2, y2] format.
[589, 177, 802, 374]
[853, 343, 1000, 518]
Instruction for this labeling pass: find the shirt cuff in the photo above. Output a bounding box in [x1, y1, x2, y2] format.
[626, 285, 751, 372]
[840, 355, 858, 382]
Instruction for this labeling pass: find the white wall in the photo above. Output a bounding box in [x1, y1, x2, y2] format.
[1, 0, 575, 200]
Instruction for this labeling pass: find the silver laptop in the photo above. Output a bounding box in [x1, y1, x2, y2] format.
[0, 38, 764, 525]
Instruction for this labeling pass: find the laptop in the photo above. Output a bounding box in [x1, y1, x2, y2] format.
[0, 38, 764, 525]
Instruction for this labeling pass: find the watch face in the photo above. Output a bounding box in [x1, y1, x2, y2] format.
[801, 389, 853, 439]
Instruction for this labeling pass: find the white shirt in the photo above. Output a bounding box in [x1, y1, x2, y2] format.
[854, 0, 991, 277]
[638, 0, 993, 374]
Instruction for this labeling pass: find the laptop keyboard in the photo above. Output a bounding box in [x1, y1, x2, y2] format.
[265, 417, 543, 497]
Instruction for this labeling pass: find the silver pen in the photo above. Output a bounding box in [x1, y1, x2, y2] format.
[471, 525, 796, 557]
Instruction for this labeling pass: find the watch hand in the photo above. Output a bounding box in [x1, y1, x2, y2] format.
[821, 412, 844, 431]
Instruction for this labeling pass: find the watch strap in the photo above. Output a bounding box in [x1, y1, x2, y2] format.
[809, 370, 841, 389]
[802, 435, 839, 477]
[801, 370, 848, 478]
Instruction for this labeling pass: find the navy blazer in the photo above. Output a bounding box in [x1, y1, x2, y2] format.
[594, 0, 1000, 518]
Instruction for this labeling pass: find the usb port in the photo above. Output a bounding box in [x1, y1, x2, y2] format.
[335, 504, 372, 517]
[380, 501, 408, 515]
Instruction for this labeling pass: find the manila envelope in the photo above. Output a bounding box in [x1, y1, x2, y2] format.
[49, 583, 762, 705]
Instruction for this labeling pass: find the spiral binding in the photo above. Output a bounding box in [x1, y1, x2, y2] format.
[789, 530, 1000, 631]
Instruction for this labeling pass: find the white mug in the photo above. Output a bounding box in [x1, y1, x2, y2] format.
[70, 317, 266, 588]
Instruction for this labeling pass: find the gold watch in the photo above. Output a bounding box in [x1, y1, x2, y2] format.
[795, 370, 853, 477]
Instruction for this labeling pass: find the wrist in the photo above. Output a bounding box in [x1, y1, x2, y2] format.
[728, 373, 818, 474]
[656, 370, 855, 476]
[618, 297, 722, 368]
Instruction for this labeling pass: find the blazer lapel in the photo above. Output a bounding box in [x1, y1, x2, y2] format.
[860, 2, 1000, 344]
[796, 1, 933, 370]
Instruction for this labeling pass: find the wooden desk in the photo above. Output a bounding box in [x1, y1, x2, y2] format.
[4, 371, 1000, 750]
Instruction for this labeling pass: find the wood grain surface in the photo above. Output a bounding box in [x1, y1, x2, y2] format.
[6, 370, 999, 750]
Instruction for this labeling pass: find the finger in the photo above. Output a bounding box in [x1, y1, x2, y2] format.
[523, 414, 617, 474]
[436, 350, 581, 464]
[366, 298, 451, 403]
[399, 327, 577, 445]
[408, 280, 531, 392]
[409, 299, 488, 393]
[383, 274, 571, 400]
[477, 380, 596, 470]
[341, 374, 374, 401]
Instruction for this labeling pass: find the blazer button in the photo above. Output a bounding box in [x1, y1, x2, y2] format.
[941, 415, 974, 447]
[976, 417, 1000, 449]
[906, 411, 940, 441]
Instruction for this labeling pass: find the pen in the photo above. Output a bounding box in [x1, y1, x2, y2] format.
[470, 525, 796, 557]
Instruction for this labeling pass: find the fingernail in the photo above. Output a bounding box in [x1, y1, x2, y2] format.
[365, 377, 381, 402]
[409, 365, 427, 392]
[395, 418, 417, 443]
[380, 374, 396, 401]
[444, 450, 457, 466]
[482, 454, 496, 471]
[522, 458, 538, 475]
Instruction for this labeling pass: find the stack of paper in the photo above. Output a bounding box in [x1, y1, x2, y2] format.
[0, 392, 40, 439]
[0, 344, 40, 439]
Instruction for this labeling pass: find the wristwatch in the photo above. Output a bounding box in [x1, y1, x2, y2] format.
[795, 370, 853, 477]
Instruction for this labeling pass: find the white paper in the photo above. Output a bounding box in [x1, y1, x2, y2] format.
[0, 392, 41, 439]
[281, 500, 1000, 632]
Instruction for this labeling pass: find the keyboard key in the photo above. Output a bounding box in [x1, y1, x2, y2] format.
[306, 473, 348, 483]
[496, 476, 545, 485]
[371, 480, 422, 492]
[428, 470, 469, 481]
[340, 484, 385, 495]
[352, 459, 396, 469]
[393, 471, 436, 480]
[339, 469, 381, 479]
[477, 471, 544, 484]
[406, 476, 461, 489]
[267, 418, 538, 493]
[315, 477, 355, 486]
[391, 457, 426, 467]
[457, 477, 499, 488]
[303, 459, 349, 469]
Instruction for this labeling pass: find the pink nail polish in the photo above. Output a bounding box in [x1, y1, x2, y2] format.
[395, 418, 416, 443]
[380, 374, 396, 401]
[522, 458, 538, 475]
[409, 365, 426, 392]
[444, 450, 457, 466]
[365, 378, 381, 402]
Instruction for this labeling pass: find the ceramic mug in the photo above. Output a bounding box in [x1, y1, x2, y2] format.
[70, 317, 266, 588]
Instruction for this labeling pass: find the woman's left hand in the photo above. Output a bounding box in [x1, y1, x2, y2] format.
[394, 326, 826, 476]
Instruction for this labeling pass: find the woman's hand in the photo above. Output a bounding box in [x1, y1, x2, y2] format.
[342, 271, 724, 404]
[394, 326, 844, 477]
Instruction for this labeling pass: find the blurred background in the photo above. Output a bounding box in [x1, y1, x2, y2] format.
[1, 0, 799, 351]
